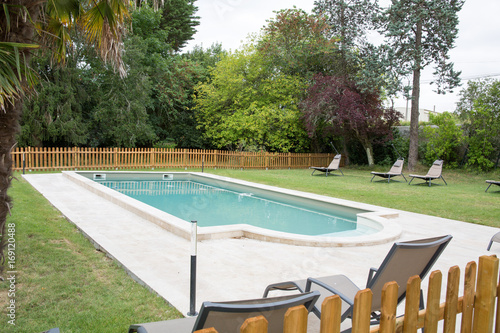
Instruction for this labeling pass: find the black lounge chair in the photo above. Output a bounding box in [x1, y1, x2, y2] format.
[128, 291, 320, 333]
[310, 154, 343, 177]
[263, 235, 452, 323]
[370, 158, 407, 183]
[409, 160, 447, 187]
[487, 232, 500, 251]
[485, 180, 500, 192]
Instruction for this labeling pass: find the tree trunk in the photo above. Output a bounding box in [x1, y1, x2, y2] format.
[361, 140, 374, 166]
[0, 1, 42, 275]
[408, 19, 423, 172]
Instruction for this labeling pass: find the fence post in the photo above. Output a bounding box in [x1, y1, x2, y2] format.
[320, 295, 342, 333]
[351, 289, 372, 333]
[423, 270, 442, 333]
[444, 266, 460, 333]
[461, 262, 477, 333]
[379, 281, 398, 333]
[240, 316, 268, 333]
[472, 255, 499, 333]
[283, 305, 308, 333]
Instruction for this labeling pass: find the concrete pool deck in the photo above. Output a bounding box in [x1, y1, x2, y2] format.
[24, 173, 498, 329]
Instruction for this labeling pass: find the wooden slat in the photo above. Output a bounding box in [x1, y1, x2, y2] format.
[461, 261, 477, 333]
[194, 328, 218, 333]
[283, 305, 308, 333]
[424, 270, 443, 333]
[403, 276, 421, 333]
[473, 255, 499, 333]
[240, 315, 268, 333]
[379, 281, 398, 333]
[444, 265, 460, 333]
[320, 295, 342, 333]
[352, 289, 373, 333]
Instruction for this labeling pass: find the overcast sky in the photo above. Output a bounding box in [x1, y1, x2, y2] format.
[185, 0, 500, 113]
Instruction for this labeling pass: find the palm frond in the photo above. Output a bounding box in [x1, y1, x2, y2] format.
[83, 0, 130, 77]
[0, 42, 39, 110]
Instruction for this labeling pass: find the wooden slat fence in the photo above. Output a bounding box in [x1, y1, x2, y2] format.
[194, 255, 499, 333]
[11, 147, 337, 171]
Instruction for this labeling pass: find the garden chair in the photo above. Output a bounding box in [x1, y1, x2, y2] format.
[408, 160, 447, 187]
[263, 235, 452, 323]
[485, 180, 500, 192]
[487, 231, 500, 251]
[370, 158, 407, 183]
[310, 154, 344, 177]
[128, 291, 320, 333]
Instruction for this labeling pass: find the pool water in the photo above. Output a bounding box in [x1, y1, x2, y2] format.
[97, 179, 377, 237]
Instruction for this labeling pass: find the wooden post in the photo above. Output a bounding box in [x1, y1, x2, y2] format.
[403, 276, 421, 333]
[283, 305, 308, 333]
[379, 281, 398, 333]
[352, 289, 373, 333]
[444, 266, 460, 333]
[320, 295, 342, 333]
[472, 255, 499, 333]
[423, 270, 442, 333]
[240, 316, 268, 333]
[461, 261, 477, 333]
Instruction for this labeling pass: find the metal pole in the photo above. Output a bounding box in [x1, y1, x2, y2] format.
[23, 153, 25, 175]
[187, 220, 198, 316]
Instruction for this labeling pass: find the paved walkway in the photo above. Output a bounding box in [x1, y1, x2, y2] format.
[24, 173, 498, 329]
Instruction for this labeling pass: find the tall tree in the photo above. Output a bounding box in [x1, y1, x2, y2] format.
[313, 0, 379, 75]
[0, 0, 130, 274]
[382, 0, 464, 171]
[159, 0, 199, 52]
[300, 74, 402, 165]
[257, 8, 337, 78]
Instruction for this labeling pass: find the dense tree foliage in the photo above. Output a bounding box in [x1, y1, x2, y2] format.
[422, 112, 463, 167]
[257, 8, 338, 77]
[456, 79, 500, 171]
[300, 74, 402, 165]
[19, 3, 205, 148]
[194, 45, 310, 152]
[381, 0, 464, 171]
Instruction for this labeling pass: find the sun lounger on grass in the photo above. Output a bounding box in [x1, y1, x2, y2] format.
[263, 235, 452, 324]
[409, 160, 447, 187]
[485, 180, 500, 192]
[310, 154, 343, 177]
[370, 158, 407, 183]
[128, 291, 320, 333]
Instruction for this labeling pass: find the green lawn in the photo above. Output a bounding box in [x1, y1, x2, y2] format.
[0, 166, 498, 332]
[0, 175, 181, 333]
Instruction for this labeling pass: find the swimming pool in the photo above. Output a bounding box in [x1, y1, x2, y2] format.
[64, 171, 402, 246]
[95, 179, 370, 237]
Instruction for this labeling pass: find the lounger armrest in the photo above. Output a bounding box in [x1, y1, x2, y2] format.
[305, 277, 355, 307]
[367, 267, 378, 286]
[263, 281, 303, 297]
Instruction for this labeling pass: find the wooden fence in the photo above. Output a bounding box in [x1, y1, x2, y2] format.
[195, 255, 499, 333]
[11, 147, 337, 172]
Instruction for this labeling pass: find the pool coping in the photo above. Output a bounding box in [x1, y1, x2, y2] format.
[63, 171, 403, 247]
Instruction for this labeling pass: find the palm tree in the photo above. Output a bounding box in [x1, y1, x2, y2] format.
[0, 0, 130, 275]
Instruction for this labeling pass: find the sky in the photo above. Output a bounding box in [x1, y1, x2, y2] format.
[185, 0, 500, 113]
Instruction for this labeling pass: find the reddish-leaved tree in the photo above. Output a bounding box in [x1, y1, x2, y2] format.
[301, 74, 402, 165]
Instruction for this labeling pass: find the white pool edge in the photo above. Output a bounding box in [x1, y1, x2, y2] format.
[63, 171, 403, 247]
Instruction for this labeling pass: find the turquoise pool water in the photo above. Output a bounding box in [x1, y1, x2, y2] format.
[96, 179, 377, 237]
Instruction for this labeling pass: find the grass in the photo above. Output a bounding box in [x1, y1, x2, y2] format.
[0, 175, 181, 333]
[0, 165, 498, 332]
